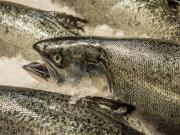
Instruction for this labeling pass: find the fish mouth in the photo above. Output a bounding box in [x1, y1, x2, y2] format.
[23, 62, 50, 82]
[23, 41, 62, 84]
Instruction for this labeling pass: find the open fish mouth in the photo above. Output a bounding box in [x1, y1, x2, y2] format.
[23, 52, 67, 85]
[23, 62, 50, 82]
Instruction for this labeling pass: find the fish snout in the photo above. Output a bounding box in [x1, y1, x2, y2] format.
[33, 41, 46, 54]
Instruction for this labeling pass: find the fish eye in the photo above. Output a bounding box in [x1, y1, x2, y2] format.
[53, 54, 61, 64]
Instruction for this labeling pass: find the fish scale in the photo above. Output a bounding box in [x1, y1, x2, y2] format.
[98, 38, 180, 135]
[0, 86, 143, 135]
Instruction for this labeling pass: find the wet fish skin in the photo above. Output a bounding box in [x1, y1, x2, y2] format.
[52, 0, 180, 42]
[0, 1, 87, 61]
[0, 85, 143, 135]
[33, 36, 180, 135]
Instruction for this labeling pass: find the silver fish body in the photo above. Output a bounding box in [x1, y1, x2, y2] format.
[0, 1, 87, 61]
[33, 37, 180, 135]
[96, 38, 180, 135]
[52, 0, 180, 42]
[0, 85, 143, 135]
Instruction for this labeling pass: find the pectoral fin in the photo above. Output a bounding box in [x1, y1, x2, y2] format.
[76, 96, 135, 115]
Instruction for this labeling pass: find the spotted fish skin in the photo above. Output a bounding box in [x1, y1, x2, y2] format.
[0, 85, 144, 135]
[34, 36, 180, 135]
[88, 37, 180, 135]
[52, 0, 180, 42]
[0, 1, 87, 60]
[98, 38, 180, 135]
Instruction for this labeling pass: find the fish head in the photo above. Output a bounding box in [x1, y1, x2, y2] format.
[32, 37, 107, 87]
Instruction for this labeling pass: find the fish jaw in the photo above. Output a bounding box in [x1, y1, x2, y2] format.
[23, 62, 50, 82]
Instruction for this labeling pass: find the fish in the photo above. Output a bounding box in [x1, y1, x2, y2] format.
[51, 0, 180, 42]
[29, 36, 180, 135]
[0, 85, 145, 135]
[0, 1, 87, 61]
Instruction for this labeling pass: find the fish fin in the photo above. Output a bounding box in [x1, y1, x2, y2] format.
[76, 96, 135, 115]
[50, 12, 88, 33]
